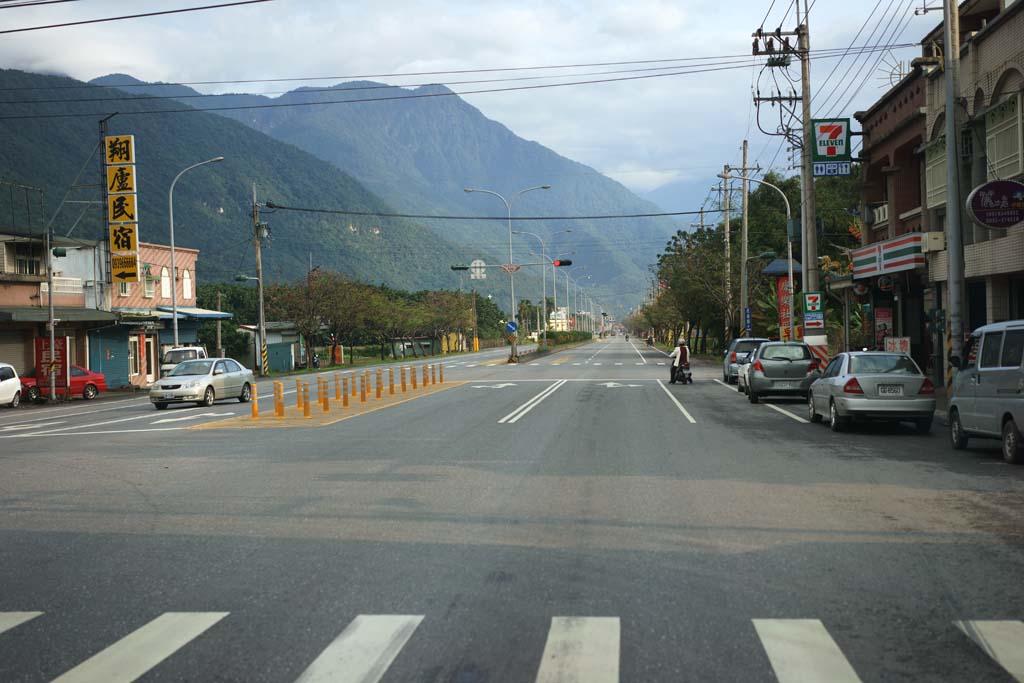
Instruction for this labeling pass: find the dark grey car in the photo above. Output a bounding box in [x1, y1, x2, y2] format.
[746, 342, 821, 403]
[723, 337, 768, 384]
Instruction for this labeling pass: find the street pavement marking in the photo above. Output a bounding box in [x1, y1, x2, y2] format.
[753, 619, 862, 683]
[955, 620, 1024, 681]
[499, 380, 567, 424]
[294, 614, 423, 683]
[627, 340, 648, 364]
[0, 611, 42, 635]
[466, 364, 478, 367]
[656, 362, 666, 366]
[656, 379, 696, 424]
[714, 378, 739, 392]
[614, 362, 623, 366]
[572, 363, 581, 366]
[765, 403, 810, 424]
[0, 420, 65, 431]
[592, 362, 602, 366]
[51, 612, 228, 683]
[535, 617, 619, 683]
[551, 357, 569, 366]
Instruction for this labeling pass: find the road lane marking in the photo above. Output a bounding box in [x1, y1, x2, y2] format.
[955, 620, 1024, 681]
[498, 380, 567, 424]
[614, 362, 623, 366]
[572, 363, 581, 366]
[0, 409, 198, 438]
[0, 420, 65, 431]
[295, 614, 423, 683]
[471, 383, 517, 389]
[51, 612, 228, 683]
[466, 364, 478, 367]
[592, 362, 602, 366]
[627, 340, 648, 364]
[656, 380, 696, 423]
[151, 412, 235, 425]
[656, 362, 666, 366]
[753, 619, 862, 683]
[713, 378, 739, 392]
[765, 403, 810, 424]
[535, 617, 619, 683]
[0, 611, 42, 635]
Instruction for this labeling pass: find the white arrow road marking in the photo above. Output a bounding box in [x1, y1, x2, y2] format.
[151, 412, 235, 425]
[0, 420, 65, 431]
[470, 383, 518, 389]
[595, 382, 642, 388]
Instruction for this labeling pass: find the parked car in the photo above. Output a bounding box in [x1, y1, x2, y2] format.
[948, 320, 1024, 463]
[743, 341, 821, 403]
[0, 362, 21, 408]
[723, 337, 768, 384]
[20, 365, 108, 402]
[807, 351, 935, 433]
[149, 357, 254, 409]
[160, 346, 208, 376]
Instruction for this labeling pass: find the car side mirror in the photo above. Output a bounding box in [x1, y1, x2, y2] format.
[948, 354, 961, 370]
[213, 368, 224, 375]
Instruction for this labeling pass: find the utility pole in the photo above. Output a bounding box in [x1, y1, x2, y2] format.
[726, 142, 761, 336]
[722, 166, 732, 340]
[942, 0, 965, 363]
[216, 291, 224, 357]
[796, 0, 818, 292]
[252, 183, 267, 375]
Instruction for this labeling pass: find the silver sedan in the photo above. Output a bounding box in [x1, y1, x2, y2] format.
[150, 358, 254, 410]
[807, 351, 936, 433]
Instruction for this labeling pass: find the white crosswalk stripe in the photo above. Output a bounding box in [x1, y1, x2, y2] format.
[295, 614, 423, 683]
[0, 611, 42, 635]
[51, 612, 228, 683]
[753, 619, 862, 683]
[956, 620, 1024, 681]
[535, 616, 619, 683]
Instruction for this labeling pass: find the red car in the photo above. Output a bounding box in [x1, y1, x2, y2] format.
[20, 365, 108, 402]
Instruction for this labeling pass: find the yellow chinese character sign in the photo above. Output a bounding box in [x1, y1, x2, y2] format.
[108, 193, 137, 223]
[106, 165, 136, 194]
[104, 135, 135, 165]
[109, 223, 138, 254]
[111, 254, 140, 283]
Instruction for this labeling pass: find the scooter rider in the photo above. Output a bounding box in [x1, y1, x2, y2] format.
[669, 338, 690, 384]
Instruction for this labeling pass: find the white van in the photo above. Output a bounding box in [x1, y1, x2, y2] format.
[160, 346, 208, 377]
[0, 362, 22, 408]
[949, 320, 1024, 463]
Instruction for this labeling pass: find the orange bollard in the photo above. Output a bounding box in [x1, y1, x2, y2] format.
[359, 374, 367, 404]
[295, 378, 303, 409]
[388, 367, 395, 396]
[400, 366, 407, 393]
[411, 365, 417, 390]
[351, 372, 357, 398]
[334, 373, 341, 401]
[342, 376, 350, 408]
[439, 363, 444, 384]
[376, 368, 383, 400]
[430, 364, 436, 385]
[322, 379, 330, 413]
[302, 383, 311, 419]
[274, 381, 284, 419]
[250, 383, 259, 420]
[316, 376, 324, 408]
[422, 364, 428, 388]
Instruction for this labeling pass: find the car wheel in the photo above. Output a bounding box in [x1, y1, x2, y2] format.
[238, 383, 251, 403]
[83, 384, 98, 400]
[915, 417, 933, 435]
[829, 400, 847, 432]
[154, 402, 168, 410]
[748, 389, 759, 404]
[807, 393, 822, 423]
[1002, 418, 1024, 464]
[200, 386, 215, 407]
[8, 391, 19, 408]
[26, 386, 40, 403]
[949, 408, 968, 450]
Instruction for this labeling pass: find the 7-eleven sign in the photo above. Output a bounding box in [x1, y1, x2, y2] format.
[811, 119, 851, 162]
[803, 291, 822, 314]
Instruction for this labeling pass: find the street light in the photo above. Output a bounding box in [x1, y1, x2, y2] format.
[564, 265, 586, 331]
[169, 156, 224, 346]
[719, 173, 795, 341]
[464, 184, 550, 361]
[515, 228, 571, 346]
[235, 274, 266, 372]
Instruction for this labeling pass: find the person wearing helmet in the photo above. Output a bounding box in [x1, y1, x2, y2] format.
[669, 338, 690, 384]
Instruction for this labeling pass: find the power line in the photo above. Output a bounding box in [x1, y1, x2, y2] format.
[0, 0, 89, 8]
[0, 0, 273, 34]
[811, 0, 886, 116]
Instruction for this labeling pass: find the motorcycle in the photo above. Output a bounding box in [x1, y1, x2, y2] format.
[670, 362, 693, 384]
[646, 337, 654, 347]
[311, 353, 321, 369]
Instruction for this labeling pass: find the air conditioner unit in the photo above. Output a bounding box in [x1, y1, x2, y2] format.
[920, 231, 946, 253]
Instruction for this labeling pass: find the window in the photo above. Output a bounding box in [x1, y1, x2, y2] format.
[986, 94, 1022, 180]
[0, 367, 14, 381]
[1000, 330, 1024, 368]
[14, 243, 41, 275]
[925, 139, 947, 208]
[160, 267, 171, 299]
[761, 344, 811, 361]
[979, 332, 1004, 369]
[226, 360, 243, 372]
[143, 276, 155, 298]
[214, 361, 228, 375]
[183, 269, 192, 300]
[849, 354, 921, 374]
[823, 357, 842, 378]
[71, 366, 86, 377]
[128, 338, 140, 376]
[119, 282, 130, 297]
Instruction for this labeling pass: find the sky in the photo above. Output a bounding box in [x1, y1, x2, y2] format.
[0, 0, 941, 205]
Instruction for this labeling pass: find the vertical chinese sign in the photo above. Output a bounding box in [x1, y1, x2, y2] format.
[105, 135, 140, 283]
[35, 336, 69, 393]
[874, 307, 892, 349]
[777, 276, 792, 340]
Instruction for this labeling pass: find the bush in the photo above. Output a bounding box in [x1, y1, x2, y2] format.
[547, 331, 592, 345]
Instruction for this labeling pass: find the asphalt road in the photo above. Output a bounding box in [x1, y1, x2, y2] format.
[1, 338, 1023, 682]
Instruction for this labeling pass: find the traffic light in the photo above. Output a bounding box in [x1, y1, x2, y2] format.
[51, 247, 66, 258]
[553, 259, 573, 267]
[450, 265, 469, 271]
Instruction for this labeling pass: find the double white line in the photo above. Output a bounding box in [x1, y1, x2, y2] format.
[498, 380, 567, 424]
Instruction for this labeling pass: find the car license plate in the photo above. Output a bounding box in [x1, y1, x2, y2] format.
[878, 384, 903, 396]
[776, 381, 797, 389]
[163, 393, 174, 399]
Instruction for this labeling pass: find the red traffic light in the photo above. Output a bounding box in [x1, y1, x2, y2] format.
[553, 259, 573, 267]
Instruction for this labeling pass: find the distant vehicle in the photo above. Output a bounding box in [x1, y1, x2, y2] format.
[150, 357, 254, 409]
[160, 346, 208, 376]
[948, 320, 1024, 463]
[20, 365, 108, 402]
[0, 362, 21, 408]
[807, 352, 935, 433]
[723, 337, 768, 384]
[742, 342, 820, 403]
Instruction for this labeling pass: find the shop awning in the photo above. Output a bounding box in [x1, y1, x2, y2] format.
[852, 232, 925, 279]
[0, 307, 117, 323]
[761, 258, 803, 276]
[156, 306, 232, 320]
[115, 308, 181, 320]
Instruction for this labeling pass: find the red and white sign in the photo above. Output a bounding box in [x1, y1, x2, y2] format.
[776, 276, 792, 336]
[874, 308, 893, 348]
[34, 336, 70, 390]
[884, 337, 911, 354]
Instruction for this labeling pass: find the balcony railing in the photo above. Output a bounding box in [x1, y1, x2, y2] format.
[39, 277, 84, 295]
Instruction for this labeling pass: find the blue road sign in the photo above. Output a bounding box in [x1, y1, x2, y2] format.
[744, 307, 752, 332]
[506, 320, 518, 334]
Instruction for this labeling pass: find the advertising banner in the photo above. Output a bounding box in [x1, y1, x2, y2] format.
[34, 336, 69, 390]
[874, 307, 893, 349]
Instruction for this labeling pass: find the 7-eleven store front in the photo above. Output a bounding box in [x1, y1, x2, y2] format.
[851, 233, 934, 378]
